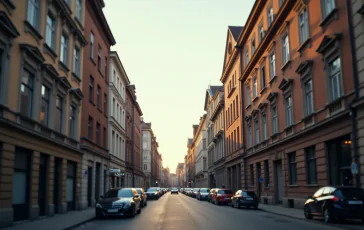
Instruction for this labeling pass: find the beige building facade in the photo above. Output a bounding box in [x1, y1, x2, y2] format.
[0, 0, 87, 227]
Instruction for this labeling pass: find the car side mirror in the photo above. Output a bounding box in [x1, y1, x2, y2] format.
[99, 195, 103, 199]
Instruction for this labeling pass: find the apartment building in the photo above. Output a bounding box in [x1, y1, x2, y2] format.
[239, 0, 355, 208]
[108, 51, 129, 188]
[193, 115, 208, 188]
[0, 0, 87, 226]
[187, 136, 195, 187]
[220, 26, 244, 193]
[142, 122, 154, 188]
[79, 0, 115, 209]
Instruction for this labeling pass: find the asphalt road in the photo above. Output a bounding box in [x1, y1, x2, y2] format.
[73, 193, 361, 230]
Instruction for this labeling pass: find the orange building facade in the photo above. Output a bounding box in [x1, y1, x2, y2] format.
[237, 0, 357, 209]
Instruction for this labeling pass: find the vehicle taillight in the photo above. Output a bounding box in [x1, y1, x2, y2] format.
[332, 196, 339, 202]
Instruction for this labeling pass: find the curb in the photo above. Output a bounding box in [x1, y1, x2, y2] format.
[62, 217, 95, 230]
[259, 208, 361, 230]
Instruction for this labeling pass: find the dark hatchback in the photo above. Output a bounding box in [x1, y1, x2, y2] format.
[304, 186, 364, 223]
[95, 188, 141, 218]
[230, 190, 259, 209]
[146, 187, 160, 200]
[135, 188, 147, 207]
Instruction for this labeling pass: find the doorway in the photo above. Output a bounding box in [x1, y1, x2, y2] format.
[87, 167, 93, 207]
[95, 163, 100, 201]
[256, 162, 261, 200]
[66, 161, 76, 211]
[274, 160, 283, 203]
[53, 158, 61, 213]
[38, 154, 48, 216]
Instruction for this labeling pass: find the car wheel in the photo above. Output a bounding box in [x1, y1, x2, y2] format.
[254, 205, 258, 209]
[137, 206, 142, 214]
[304, 206, 313, 219]
[361, 218, 364, 223]
[130, 206, 136, 218]
[95, 212, 102, 219]
[323, 208, 332, 223]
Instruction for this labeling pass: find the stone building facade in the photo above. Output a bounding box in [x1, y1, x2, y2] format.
[194, 115, 208, 188]
[0, 0, 86, 227]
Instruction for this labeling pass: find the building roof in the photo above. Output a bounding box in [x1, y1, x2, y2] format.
[228, 26, 244, 42]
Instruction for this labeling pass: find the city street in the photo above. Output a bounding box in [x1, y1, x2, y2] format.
[72, 193, 359, 230]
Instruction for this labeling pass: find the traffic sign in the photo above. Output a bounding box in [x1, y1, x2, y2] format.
[351, 162, 358, 175]
[259, 177, 264, 183]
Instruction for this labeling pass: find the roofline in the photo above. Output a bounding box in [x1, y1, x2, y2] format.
[90, 0, 116, 45]
[110, 51, 131, 84]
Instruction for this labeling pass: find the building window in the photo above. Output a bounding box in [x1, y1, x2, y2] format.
[322, 0, 335, 18]
[282, 35, 290, 65]
[96, 122, 100, 144]
[260, 66, 266, 89]
[268, 6, 274, 27]
[45, 14, 56, 50]
[258, 24, 265, 42]
[60, 34, 69, 65]
[328, 58, 342, 101]
[252, 77, 258, 98]
[279, 0, 285, 7]
[40, 85, 50, 125]
[250, 164, 254, 186]
[76, 0, 82, 21]
[245, 50, 249, 67]
[269, 52, 276, 79]
[248, 124, 252, 147]
[262, 113, 267, 141]
[89, 76, 94, 102]
[246, 85, 251, 105]
[88, 116, 93, 139]
[285, 96, 293, 127]
[264, 160, 269, 187]
[288, 152, 297, 185]
[103, 127, 107, 147]
[299, 8, 309, 45]
[271, 105, 278, 134]
[105, 57, 107, 77]
[104, 93, 107, 113]
[304, 79, 314, 116]
[97, 85, 101, 108]
[98, 46, 102, 72]
[69, 105, 76, 138]
[90, 32, 94, 59]
[20, 71, 34, 117]
[55, 96, 63, 132]
[305, 146, 317, 184]
[73, 46, 80, 76]
[27, 0, 40, 29]
[254, 119, 259, 144]
[251, 40, 256, 55]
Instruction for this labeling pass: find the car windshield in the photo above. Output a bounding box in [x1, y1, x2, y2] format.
[147, 188, 158, 192]
[200, 189, 209, 193]
[335, 188, 364, 198]
[103, 189, 119, 198]
[193, 188, 199, 192]
[218, 190, 232, 194]
[118, 189, 133, 197]
[242, 191, 256, 196]
[172, 187, 178, 190]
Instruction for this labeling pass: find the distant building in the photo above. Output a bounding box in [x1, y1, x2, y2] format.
[170, 173, 177, 187]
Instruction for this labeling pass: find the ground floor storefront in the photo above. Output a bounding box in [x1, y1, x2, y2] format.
[0, 125, 83, 228]
[124, 168, 145, 189]
[208, 163, 226, 188]
[225, 149, 243, 193]
[195, 171, 208, 188]
[354, 100, 364, 189]
[244, 112, 355, 209]
[109, 155, 125, 189]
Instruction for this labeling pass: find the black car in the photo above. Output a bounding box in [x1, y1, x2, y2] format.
[135, 188, 147, 207]
[95, 188, 142, 218]
[304, 186, 364, 223]
[146, 187, 161, 199]
[230, 190, 259, 209]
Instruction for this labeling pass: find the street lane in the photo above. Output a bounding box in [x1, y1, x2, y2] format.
[74, 193, 359, 230]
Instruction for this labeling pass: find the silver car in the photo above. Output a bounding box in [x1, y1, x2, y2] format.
[197, 188, 210, 200]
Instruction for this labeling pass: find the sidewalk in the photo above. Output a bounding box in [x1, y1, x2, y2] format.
[2, 208, 95, 230]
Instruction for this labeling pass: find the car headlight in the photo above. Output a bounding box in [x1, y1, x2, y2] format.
[155, 192, 158, 195]
[96, 203, 102, 208]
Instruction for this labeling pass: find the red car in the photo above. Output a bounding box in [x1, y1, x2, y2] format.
[211, 189, 233, 205]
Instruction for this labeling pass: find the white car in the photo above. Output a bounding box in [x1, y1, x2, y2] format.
[171, 187, 179, 194]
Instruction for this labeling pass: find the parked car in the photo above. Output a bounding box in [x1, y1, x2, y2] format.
[208, 188, 218, 202]
[95, 188, 141, 218]
[197, 188, 210, 201]
[304, 186, 364, 223]
[171, 187, 179, 194]
[135, 188, 147, 207]
[187, 188, 194, 196]
[230, 190, 259, 209]
[146, 187, 161, 200]
[192, 188, 200, 198]
[211, 189, 233, 205]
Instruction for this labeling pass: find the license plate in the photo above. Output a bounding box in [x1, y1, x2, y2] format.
[108, 209, 118, 213]
[245, 198, 253, 200]
[225, 197, 230, 199]
[348, 200, 363, 205]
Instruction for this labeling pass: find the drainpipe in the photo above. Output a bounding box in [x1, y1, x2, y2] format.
[346, 0, 361, 188]
[131, 101, 135, 187]
[237, 44, 248, 190]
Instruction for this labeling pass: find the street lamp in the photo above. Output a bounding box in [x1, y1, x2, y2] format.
[156, 181, 158, 186]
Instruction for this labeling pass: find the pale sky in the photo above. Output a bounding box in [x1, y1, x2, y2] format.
[104, 0, 255, 171]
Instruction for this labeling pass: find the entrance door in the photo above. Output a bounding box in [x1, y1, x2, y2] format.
[53, 158, 61, 213]
[95, 163, 100, 201]
[13, 147, 30, 221]
[256, 162, 261, 200]
[38, 154, 48, 216]
[66, 161, 76, 211]
[87, 167, 93, 207]
[275, 160, 283, 203]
